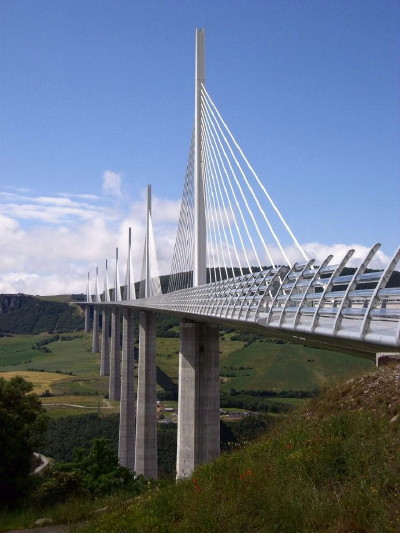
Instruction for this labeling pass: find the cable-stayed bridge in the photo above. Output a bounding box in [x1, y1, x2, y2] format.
[84, 29, 400, 480]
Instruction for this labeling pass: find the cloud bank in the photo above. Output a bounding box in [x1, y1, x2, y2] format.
[0, 173, 393, 296]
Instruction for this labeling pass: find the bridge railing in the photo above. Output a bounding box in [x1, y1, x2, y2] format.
[129, 245, 400, 349]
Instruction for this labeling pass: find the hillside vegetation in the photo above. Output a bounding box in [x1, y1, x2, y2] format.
[82, 364, 400, 533]
[0, 294, 84, 334]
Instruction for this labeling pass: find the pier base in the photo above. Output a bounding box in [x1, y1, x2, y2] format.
[376, 352, 400, 367]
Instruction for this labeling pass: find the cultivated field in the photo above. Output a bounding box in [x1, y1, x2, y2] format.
[0, 370, 71, 394]
[0, 330, 374, 418]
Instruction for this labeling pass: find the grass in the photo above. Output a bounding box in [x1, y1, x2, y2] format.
[220, 340, 374, 391]
[0, 490, 143, 533]
[0, 333, 96, 376]
[37, 294, 74, 303]
[42, 395, 119, 418]
[0, 333, 50, 367]
[1, 332, 374, 420]
[0, 370, 71, 394]
[0, 327, 394, 531]
[0, 333, 109, 418]
[80, 367, 400, 533]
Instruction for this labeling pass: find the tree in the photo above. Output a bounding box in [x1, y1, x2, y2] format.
[0, 376, 48, 506]
[57, 438, 147, 497]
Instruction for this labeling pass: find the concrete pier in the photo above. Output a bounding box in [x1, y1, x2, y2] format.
[176, 321, 220, 478]
[84, 306, 91, 333]
[376, 352, 400, 367]
[135, 311, 158, 479]
[92, 307, 100, 353]
[118, 308, 136, 471]
[100, 307, 110, 376]
[109, 307, 121, 401]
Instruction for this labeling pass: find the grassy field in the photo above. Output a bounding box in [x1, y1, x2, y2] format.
[220, 340, 374, 391]
[0, 370, 71, 394]
[0, 331, 374, 418]
[0, 332, 97, 376]
[0, 333, 108, 417]
[37, 294, 74, 303]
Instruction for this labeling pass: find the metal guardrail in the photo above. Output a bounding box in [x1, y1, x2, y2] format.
[89, 244, 400, 349]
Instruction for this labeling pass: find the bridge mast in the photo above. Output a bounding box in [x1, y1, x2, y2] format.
[145, 184, 151, 298]
[194, 28, 206, 286]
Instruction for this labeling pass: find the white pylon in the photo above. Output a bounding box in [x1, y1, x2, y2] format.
[94, 267, 101, 303]
[194, 28, 206, 287]
[145, 185, 151, 298]
[103, 260, 111, 302]
[114, 247, 122, 302]
[86, 272, 92, 303]
[124, 227, 136, 300]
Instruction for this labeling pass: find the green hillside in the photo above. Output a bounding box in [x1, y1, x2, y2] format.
[220, 339, 373, 391]
[0, 294, 84, 334]
[3, 365, 395, 532]
[82, 364, 400, 533]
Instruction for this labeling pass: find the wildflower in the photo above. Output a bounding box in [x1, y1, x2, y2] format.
[192, 477, 201, 493]
[239, 468, 253, 480]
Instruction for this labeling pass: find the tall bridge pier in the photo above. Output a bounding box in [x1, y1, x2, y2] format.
[109, 306, 121, 401]
[118, 307, 136, 470]
[84, 307, 91, 333]
[100, 307, 110, 376]
[177, 320, 220, 478]
[135, 310, 158, 478]
[92, 308, 100, 353]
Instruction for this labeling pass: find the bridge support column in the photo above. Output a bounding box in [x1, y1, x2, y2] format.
[176, 321, 220, 479]
[118, 308, 136, 471]
[84, 306, 91, 333]
[100, 307, 110, 376]
[109, 307, 121, 401]
[92, 307, 100, 353]
[135, 311, 158, 479]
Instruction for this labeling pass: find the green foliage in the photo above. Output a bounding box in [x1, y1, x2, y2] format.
[220, 415, 281, 450]
[0, 376, 48, 506]
[33, 335, 60, 348]
[32, 470, 86, 507]
[221, 390, 291, 413]
[0, 295, 84, 335]
[32, 439, 147, 508]
[83, 409, 400, 533]
[39, 412, 281, 480]
[39, 413, 120, 462]
[57, 438, 144, 497]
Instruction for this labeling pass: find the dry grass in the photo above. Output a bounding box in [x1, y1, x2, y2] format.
[0, 370, 70, 394]
[303, 363, 400, 421]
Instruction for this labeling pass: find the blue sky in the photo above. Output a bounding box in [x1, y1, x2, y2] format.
[0, 0, 399, 294]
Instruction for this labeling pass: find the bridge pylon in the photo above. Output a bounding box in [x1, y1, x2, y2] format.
[135, 186, 158, 479]
[194, 28, 206, 287]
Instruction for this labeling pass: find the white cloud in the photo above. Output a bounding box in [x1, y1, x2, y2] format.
[102, 170, 122, 197]
[0, 175, 396, 296]
[0, 179, 182, 295]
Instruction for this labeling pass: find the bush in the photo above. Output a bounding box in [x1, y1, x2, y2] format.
[32, 470, 86, 507]
[0, 376, 48, 506]
[57, 439, 147, 497]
